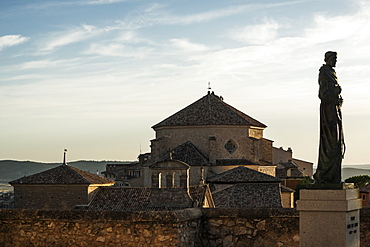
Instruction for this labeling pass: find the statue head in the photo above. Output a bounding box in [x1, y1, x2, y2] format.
[324, 51, 337, 67]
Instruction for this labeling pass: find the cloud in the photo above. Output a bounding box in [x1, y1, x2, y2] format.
[170, 39, 210, 52]
[19, 59, 81, 70]
[83, 30, 155, 57]
[41, 24, 104, 51]
[0, 35, 29, 51]
[85, 43, 151, 58]
[81, 0, 127, 5]
[23, 0, 127, 9]
[115, 1, 304, 29]
[172, 5, 253, 25]
[169, 1, 307, 25]
[230, 20, 280, 44]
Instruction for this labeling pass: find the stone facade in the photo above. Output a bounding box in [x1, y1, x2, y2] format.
[10, 164, 115, 210]
[12, 183, 113, 210]
[13, 185, 89, 210]
[151, 126, 272, 165]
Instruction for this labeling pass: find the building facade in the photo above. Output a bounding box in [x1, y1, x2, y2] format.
[10, 164, 115, 210]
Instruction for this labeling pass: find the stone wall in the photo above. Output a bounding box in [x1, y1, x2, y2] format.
[200, 208, 299, 247]
[260, 138, 273, 164]
[0, 208, 202, 247]
[360, 208, 370, 247]
[273, 147, 292, 164]
[2, 208, 370, 246]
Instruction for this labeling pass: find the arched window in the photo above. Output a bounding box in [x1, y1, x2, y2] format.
[158, 172, 162, 188]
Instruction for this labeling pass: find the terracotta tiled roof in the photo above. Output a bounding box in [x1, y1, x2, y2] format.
[207, 166, 281, 183]
[278, 161, 299, 169]
[9, 165, 115, 185]
[160, 141, 209, 166]
[276, 161, 303, 178]
[85, 187, 152, 211]
[360, 185, 370, 193]
[83, 185, 210, 211]
[290, 169, 303, 177]
[152, 92, 266, 129]
[212, 183, 282, 208]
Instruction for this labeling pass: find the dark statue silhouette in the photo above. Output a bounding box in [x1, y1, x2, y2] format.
[313, 51, 345, 185]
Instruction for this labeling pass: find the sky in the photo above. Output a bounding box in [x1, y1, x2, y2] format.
[1, 0, 370, 165]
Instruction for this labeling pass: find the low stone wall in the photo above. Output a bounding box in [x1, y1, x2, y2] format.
[360, 208, 370, 247]
[200, 208, 300, 247]
[0, 209, 202, 247]
[2, 208, 370, 247]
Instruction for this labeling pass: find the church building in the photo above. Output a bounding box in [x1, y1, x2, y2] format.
[103, 91, 312, 208]
[144, 91, 275, 186]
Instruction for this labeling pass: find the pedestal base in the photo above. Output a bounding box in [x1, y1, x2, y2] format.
[297, 189, 362, 247]
[305, 183, 355, 190]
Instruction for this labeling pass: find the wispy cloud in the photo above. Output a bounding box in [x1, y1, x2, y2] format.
[0, 35, 29, 51]
[172, 1, 306, 25]
[230, 19, 280, 44]
[115, 1, 305, 29]
[36, 1, 303, 54]
[19, 59, 81, 70]
[41, 25, 105, 52]
[85, 42, 151, 58]
[22, 0, 128, 9]
[81, 0, 127, 5]
[170, 39, 210, 52]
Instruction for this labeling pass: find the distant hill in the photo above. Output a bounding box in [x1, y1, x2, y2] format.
[342, 166, 370, 180]
[0, 160, 132, 192]
[2, 160, 369, 192]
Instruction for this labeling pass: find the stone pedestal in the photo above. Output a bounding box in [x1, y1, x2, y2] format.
[297, 189, 362, 247]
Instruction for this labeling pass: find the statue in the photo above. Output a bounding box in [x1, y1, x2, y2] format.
[313, 51, 345, 184]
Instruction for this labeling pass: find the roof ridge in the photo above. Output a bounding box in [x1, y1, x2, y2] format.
[10, 164, 114, 185]
[68, 165, 92, 183]
[186, 141, 209, 164]
[152, 94, 207, 129]
[152, 93, 266, 129]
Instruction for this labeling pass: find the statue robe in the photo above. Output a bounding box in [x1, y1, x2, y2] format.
[313, 64, 344, 184]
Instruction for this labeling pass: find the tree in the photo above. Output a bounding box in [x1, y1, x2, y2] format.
[293, 176, 314, 205]
[345, 175, 370, 188]
[296, 176, 314, 190]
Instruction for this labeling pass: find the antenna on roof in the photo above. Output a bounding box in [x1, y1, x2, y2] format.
[207, 82, 211, 93]
[63, 149, 67, 165]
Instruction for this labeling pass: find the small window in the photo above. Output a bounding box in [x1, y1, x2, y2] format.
[225, 140, 237, 154]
